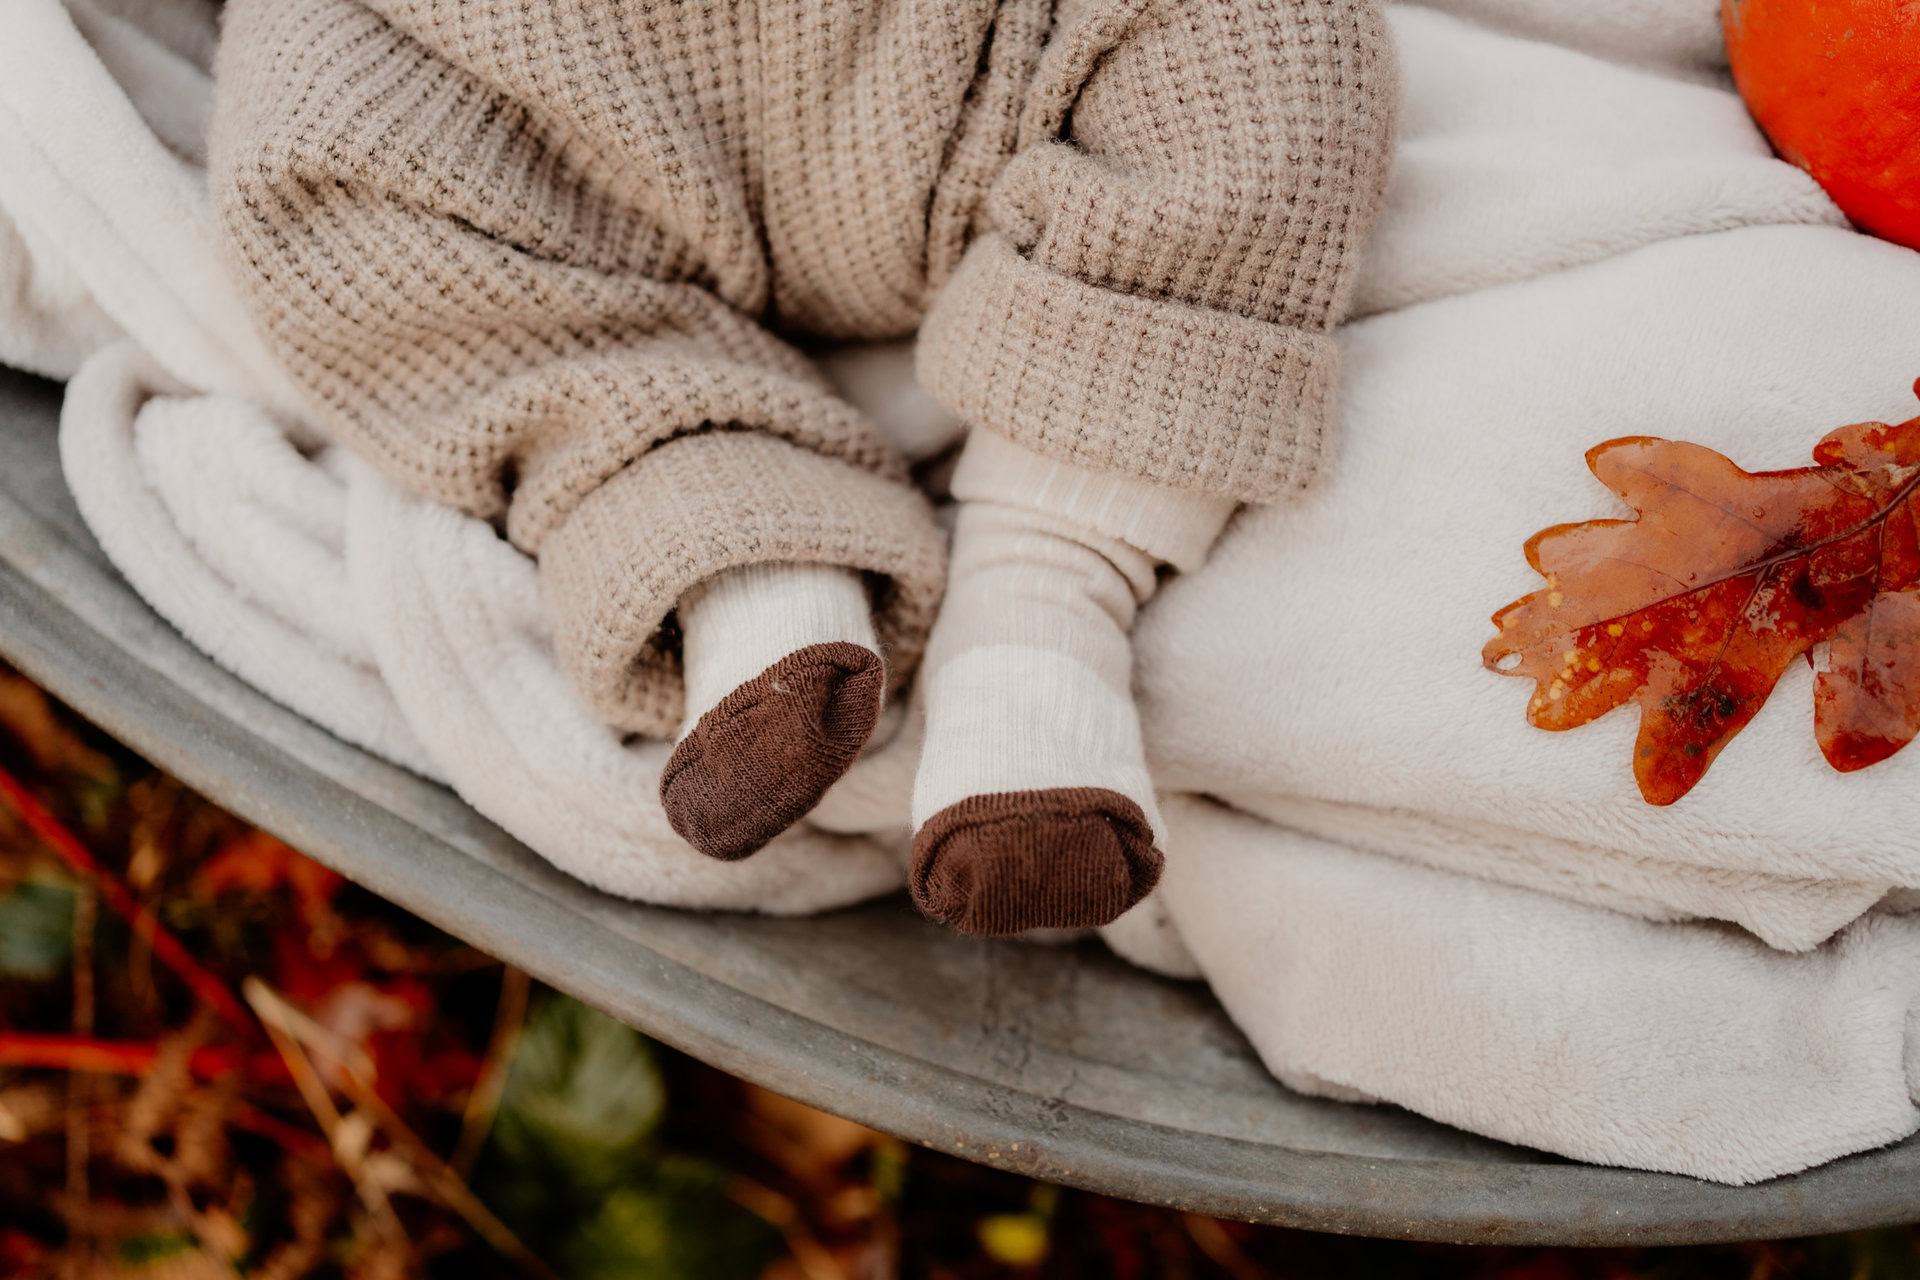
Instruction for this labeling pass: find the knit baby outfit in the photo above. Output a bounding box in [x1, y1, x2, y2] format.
[211, 0, 1397, 929]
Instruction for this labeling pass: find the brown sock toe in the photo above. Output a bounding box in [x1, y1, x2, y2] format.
[661, 641, 884, 861]
[909, 788, 1163, 936]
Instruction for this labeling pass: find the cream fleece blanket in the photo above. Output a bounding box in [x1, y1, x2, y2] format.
[10, 0, 1920, 1184]
[1, 0, 907, 913]
[1123, 1, 1920, 1181]
[1139, 3, 1920, 952]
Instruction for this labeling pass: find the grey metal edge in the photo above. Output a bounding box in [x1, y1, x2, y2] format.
[4, 366, 1919, 1246]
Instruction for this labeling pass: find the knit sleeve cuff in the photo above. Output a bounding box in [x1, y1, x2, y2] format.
[539, 431, 947, 738]
[916, 233, 1341, 504]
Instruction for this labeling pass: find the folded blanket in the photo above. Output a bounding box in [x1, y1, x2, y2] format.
[66, 348, 911, 910]
[12, 0, 1920, 1186]
[1125, 1, 1920, 1178]
[1, 0, 434, 774]
[1140, 4, 1920, 950]
[1159, 795, 1920, 1185]
[6, 0, 907, 913]
[0, 0, 290, 401]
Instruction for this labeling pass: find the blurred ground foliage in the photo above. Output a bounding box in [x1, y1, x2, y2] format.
[2, 659, 1920, 1279]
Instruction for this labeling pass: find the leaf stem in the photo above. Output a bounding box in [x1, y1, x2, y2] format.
[449, 964, 529, 1179]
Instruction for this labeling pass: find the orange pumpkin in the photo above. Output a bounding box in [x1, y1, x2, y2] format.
[1722, 0, 1920, 250]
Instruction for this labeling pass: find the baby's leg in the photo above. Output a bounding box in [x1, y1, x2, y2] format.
[666, 563, 883, 859]
[912, 434, 1232, 933]
[211, 0, 943, 859]
[913, 0, 1398, 933]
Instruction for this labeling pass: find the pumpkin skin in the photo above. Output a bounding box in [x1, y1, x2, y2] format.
[1722, 0, 1920, 250]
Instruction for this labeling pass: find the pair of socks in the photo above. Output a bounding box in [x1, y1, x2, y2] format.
[660, 430, 1232, 935]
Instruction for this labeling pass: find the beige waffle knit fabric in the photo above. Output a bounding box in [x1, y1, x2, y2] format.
[209, 0, 1397, 737]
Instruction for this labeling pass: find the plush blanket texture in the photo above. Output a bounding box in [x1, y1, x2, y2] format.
[8, 0, 1920, 1183]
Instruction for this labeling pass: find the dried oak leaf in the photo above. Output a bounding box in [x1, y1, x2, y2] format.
[1483, 382, 1920, 805]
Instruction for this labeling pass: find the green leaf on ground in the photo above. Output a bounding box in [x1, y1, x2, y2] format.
[485, 990, 665, 1190]
[478, 994, 778, 1280]
[0, 878, 75, 978]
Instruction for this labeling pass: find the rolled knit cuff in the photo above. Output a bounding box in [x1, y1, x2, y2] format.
[917, 234, 1340, 504]
[540, 431, 947, 738]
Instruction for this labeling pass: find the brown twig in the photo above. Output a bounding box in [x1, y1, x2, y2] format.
[244, 976, 559, 1280]
[62, 885, 96, 1280]
[341, 1070, 560, 1280]
[0, 760, 251, 1032]
[123, 1022, 248, 1273]
[728, 1175, 849, 1280]
[450, 964, 529, 1179]
[1181, 1214, 1270, 1280]
[118, 1019, 208, 1171]
[243, 978, 406, 1243]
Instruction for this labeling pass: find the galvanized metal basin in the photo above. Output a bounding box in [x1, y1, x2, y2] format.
[5, 365, 1917, 1245]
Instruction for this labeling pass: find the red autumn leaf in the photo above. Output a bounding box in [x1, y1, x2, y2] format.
[1483, 381, 1920, 805]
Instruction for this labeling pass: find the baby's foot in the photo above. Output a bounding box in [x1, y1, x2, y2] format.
[662, 563, 883, 859]
[911, 786, 1160, 936]
[910, 432, 1233, 935]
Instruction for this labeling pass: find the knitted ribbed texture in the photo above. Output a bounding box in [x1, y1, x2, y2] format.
[540, 432, 943, 735]
[920, 0, 1399, 501]
[210, 0, 1394, 729]
[912, 789, 1161, 936]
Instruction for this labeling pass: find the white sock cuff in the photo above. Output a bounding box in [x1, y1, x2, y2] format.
[952, 429, 1237, 573]
[677, 562, 877, 727]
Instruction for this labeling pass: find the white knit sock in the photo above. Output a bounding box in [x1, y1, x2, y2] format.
[910, 430, 1234, 934]
[661, 562, 885, 860]
[678, 562, 878, 728]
